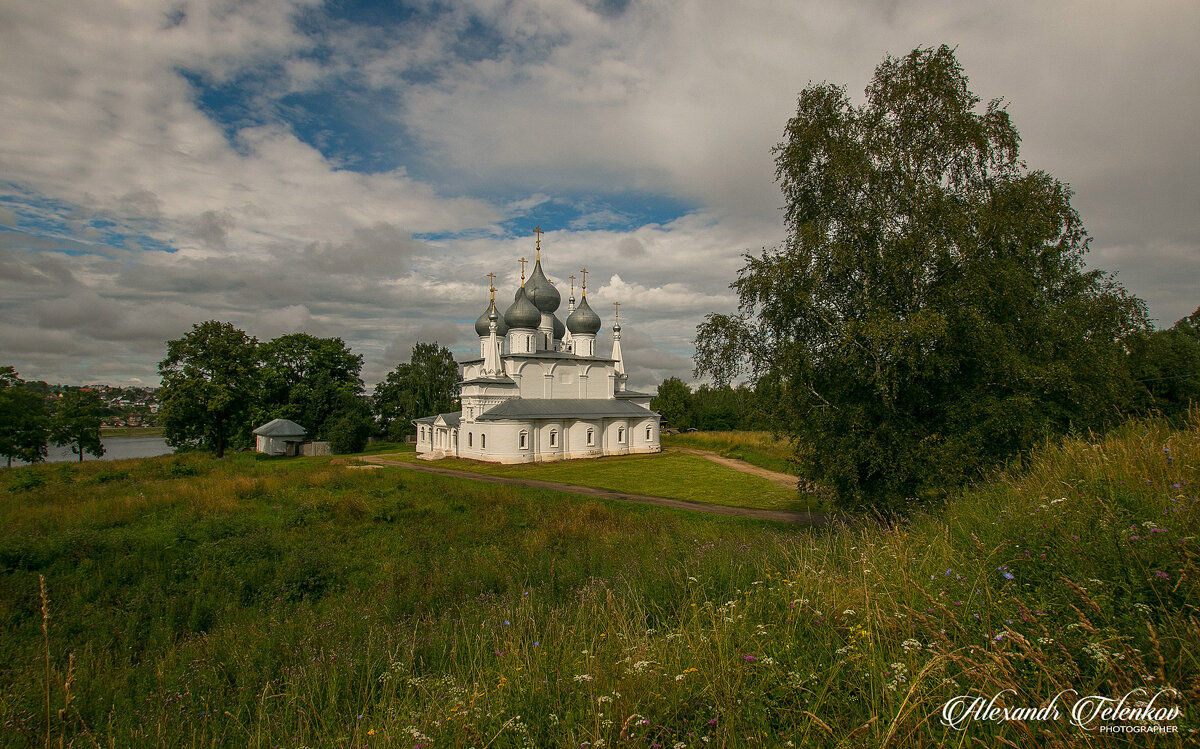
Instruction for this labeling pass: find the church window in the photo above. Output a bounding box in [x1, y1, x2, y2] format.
[586, 428, 595, 446]
[617, 427, 625, 443]
[549, 429, 558, 447]
[468, 432, 473, 447]
[519, 430, 528, 449]
[646, 426, 652, 440]
[481, 434, 486, 449]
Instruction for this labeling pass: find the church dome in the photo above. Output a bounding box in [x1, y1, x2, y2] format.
[566, 295, 601, 335]
[553, 313, 565, 340]
[523, 258, 561, 313]
[475, 300, 509, 337]
[505, 287, 542, 330]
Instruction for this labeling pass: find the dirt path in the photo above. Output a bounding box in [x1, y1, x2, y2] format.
[669, 448, 799, 489]
[360, 456, 833, 526]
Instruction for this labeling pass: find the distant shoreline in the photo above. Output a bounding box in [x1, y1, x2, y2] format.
[99, 426, 163, 438]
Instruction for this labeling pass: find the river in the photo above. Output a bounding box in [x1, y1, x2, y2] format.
[10, 436, 175, 466]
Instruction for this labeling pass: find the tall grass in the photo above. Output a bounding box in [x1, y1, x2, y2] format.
[1, 417, 1197, 747]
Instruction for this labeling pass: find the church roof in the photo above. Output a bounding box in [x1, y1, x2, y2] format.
[475, 398, 656, 421]
[523, 257, 561, 313]
[459, 350, 616, 364]
[566, 294, 602, 335]
[252, 418, 306, 437]
[504, 286, 542, 329]
[414, 411, 461, 427]
[475, 300, 509, 337]
[614, 390, 653, 398]
[460, 375, 517, 386]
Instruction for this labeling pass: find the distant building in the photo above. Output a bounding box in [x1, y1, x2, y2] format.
[415, 230, 661, 464]
[253, 418, 307, 456]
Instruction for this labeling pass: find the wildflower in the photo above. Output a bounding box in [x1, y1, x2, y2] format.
[573, 674, 593, 682]
[997, 565, 1014, 581]
[1154, 570, 1170, 579]
[504, 620, 511, 626]
[743, 655, 758, 662]
[708, 718, 718, 725]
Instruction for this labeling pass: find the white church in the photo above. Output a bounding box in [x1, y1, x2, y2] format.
[415, 231, 661, 463]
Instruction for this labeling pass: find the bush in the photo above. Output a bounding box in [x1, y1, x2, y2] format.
[6, 471, 45, 493]
[327, 411, 372, 454]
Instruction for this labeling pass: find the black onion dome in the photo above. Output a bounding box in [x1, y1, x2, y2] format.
[566, 295, 601, 335]
[504, 287, 542, 329]
[553, 314, 565, 340]
[475, 301, 508, 337]
[524, 258, 561, 313]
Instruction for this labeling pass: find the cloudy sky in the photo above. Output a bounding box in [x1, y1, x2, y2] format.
[2, 0, 1196, 390]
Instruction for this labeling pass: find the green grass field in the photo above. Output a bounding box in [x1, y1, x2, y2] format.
[375, 448, 815, 512]
[662, 431, 800, 476]
[1, 419, 1197, 747]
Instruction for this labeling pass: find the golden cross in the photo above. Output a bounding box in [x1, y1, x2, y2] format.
[487, 272, 496, 301]
[569, 274, 576, 296]
[580, 267, 588, 294]
[613, 301, 620, 323]
[519, 257, 527, 286]
[533, 226, 543, 258]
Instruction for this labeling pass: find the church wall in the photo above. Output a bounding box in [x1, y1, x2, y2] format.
[603, 419, 630, 456]
[566, 420, 604, 459]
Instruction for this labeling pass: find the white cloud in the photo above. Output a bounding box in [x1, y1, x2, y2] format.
[0, 0, 1196, 388]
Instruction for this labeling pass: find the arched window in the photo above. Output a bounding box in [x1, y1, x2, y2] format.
[646, 425, 652, 440]
[468, 432, 473, 447]
[549, 429, 558, 448]
[586, 428, 595, 446]
[617, 427, 625, 443]
[419, 426, 425, 440]
[519, 430, 528, 449]
[481, 434, 486, 449]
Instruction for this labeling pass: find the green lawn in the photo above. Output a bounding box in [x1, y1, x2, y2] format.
[375, 448, 817, 512]
[661, 430, 801, 475]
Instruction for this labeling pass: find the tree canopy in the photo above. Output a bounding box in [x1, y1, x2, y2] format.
[257, 333, 364, 439]
[158, 321, 260, 458]
[0, 367, 50, 467]
[695, 46, 1146, 509]
[51, 389, 107, 462]
[373, 342, 459, 440]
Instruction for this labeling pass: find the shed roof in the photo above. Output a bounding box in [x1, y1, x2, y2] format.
[252, 418, 307, 437]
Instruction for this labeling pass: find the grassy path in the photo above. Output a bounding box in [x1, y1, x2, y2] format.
[361, 455, 833, 525]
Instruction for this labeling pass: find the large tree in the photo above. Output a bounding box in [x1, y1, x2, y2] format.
[651, 377, 695, 429]
[373, 342, 459, 440]
[695, 46, 1145, 509]
[1127, 307, 1200, 418]
[51, 389, 107, 462]
[0, 367, 50, 467]
[258, 333, 364, 438]
[158, 321, 260, 458]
